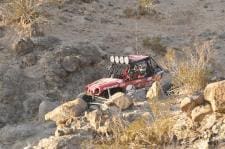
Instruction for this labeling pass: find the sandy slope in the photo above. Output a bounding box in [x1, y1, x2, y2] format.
[42, 0, 225, 74]
[0, 0, 225, 148]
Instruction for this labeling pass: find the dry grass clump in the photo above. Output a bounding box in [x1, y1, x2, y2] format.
[0, 0, 56, 34]
[93, 116, 175, 148]
[143, 37, 167, 55]
[123, 7, 136, 18]
[0, 0, 48, 35]
[92, 97, 175, 148]
[166, 41, 213, 95]
[138, 0, 159, 16]
[123, 0, 159, 18]
[2, 0, 40, 25]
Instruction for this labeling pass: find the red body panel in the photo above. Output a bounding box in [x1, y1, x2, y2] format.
[85, 76, 154, 96]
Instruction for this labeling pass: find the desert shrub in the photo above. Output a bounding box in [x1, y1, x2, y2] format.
[93, 116, 175, 148]
[139, 0, 154, 8]
[91, 96, 175, 148]
[166, 41, 213, 95]
[138, 0, 159, 16]
[2, 0, 40, 25]
[143, 37, 166, 55]
[130, 117, 174, 147]
[0, 0, 48, 35]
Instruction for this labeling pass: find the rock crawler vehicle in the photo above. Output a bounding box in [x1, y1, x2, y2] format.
[80, 55, 164, 103]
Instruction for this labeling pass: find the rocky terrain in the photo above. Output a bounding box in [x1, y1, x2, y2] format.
[173, 80, 225, 148]
[0, 0, 224, 148]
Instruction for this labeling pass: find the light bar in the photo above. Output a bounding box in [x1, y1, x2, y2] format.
[124, 56, 129, 64]
[119, 56, 124, 64]
[110, 55, 129, 64]
[115, 56, 120, 63]
[110, 56, 115, 63]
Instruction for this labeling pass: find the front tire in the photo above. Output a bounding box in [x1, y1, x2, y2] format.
[77, 92, 94, 103]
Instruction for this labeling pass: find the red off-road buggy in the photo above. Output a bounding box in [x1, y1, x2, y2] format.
[80, 55, 163, 103]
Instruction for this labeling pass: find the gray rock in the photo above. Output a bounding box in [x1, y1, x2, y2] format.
[55, 126, 75, 137]
[128, 88, 147, 101]
[38, 101, 59, 121]
[45, 98, 87, 124]
[21, 53, 38, 68]
[23, 93, 47, 118]
[58, 42, 102, 66]
[204, 80, 225, 112]
[12, 38, 34, 56]
[31, 36, 61, 50]
[0, 26, 5, 38]
[61, 56, 80, 72]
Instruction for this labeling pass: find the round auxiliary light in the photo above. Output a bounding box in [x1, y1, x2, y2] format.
[119, 56, 124, 64]
[124, 56, 129, 64]
[115, 56, 120, 64]
[110, 56, 115, 63]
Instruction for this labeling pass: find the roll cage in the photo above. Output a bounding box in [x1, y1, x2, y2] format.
[108, 56, 163, 80]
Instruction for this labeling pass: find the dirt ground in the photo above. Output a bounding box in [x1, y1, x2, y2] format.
[0, 0, 225, 148]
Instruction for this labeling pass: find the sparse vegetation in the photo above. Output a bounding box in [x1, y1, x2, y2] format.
[123, 0, 159, 18]
[139, 0, 154, 8]
[0, 0, 48, 35]
[166, 41, 213, 95]
[138, 0, 159, 16]
[143, 36, 167, 55]
[123, 7, 136, 18]
[92, 96, 175, 148]
[93, 116, 175, 148]
[2, 0, 40, 25]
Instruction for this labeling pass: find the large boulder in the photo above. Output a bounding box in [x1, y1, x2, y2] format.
[34, 134, 91, 149]
[191, 103, 212, 122]
[45, 98, 87, 124]
[146, 81, 162, 100]
[106, 92, 133, 110]
[204, 80, 225, 112]
[38, 100, 59, 121]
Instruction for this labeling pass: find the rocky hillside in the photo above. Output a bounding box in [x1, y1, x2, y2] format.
[0, 0, 224, 148]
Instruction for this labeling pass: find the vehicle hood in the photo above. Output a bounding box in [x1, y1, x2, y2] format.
[86, 78, 123, 93]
